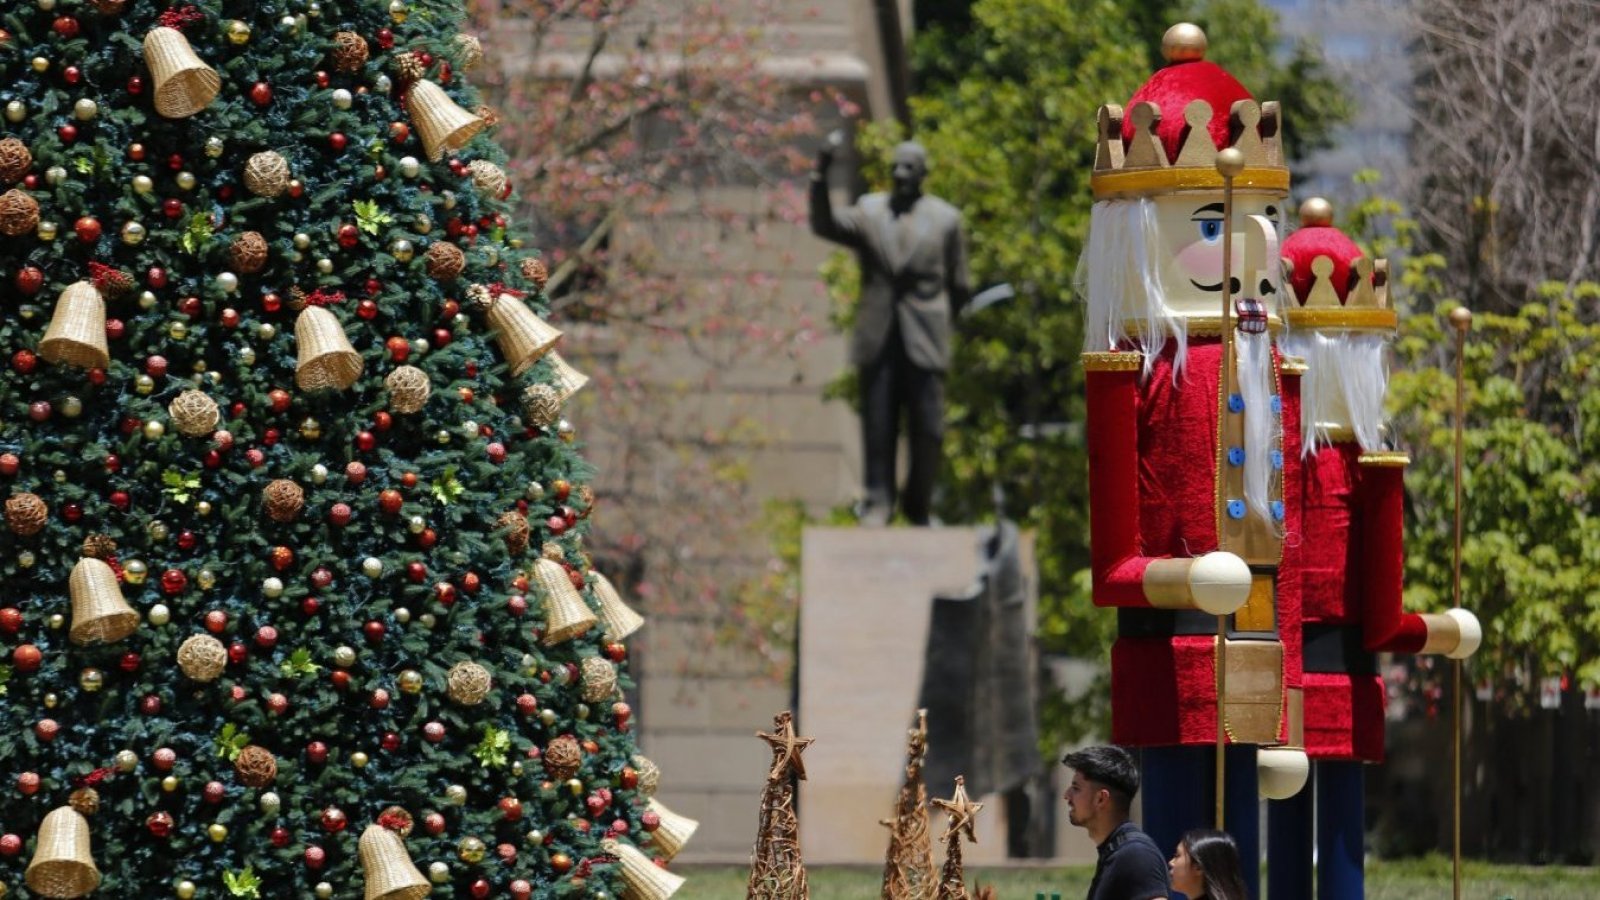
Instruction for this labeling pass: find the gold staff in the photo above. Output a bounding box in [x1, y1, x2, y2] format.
[1449, 305, 1471, 900]
[1212, 147, 1246, 829]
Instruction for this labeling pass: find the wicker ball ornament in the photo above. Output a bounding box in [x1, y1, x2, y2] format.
[424, 241, 465, 281]
[234, 745, 278, 788]
[228, 231, 270, 274]
[543, 735, 582, 782]
[455, 34, 485, 70]
[0, 138, 33, 185]
[496, 511, 530, 556]
[468, 160, 507, 198]
[5, 492, 48, 536]
[520, 384, 562, 428]
[580, 656, 618, 702]
[244, 151, 290, 198]
[178, 634, 227, 681]
[68, 787, 100, 817]
[521, 257, 549, 290]
[263, 479, 305, 523]
[632, 754, 662, 797]
[0, 189, 40, 237]
[331, 31, 370, 73]
[446, 661, 492, 706]
[385, 365, 432, 414]
[168, 390, 220, 437]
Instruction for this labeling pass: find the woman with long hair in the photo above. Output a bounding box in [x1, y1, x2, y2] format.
[1168, 829, 1250, 900]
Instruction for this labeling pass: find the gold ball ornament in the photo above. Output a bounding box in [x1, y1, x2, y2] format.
[1214, 147, 1246, 179]
[1162, 22, 1208, 62]
[226, 20, 251, 45]
[1299, 197, 1334, 227]
[398, 669, 424, 694]
[176, 882, 195, 899]
[457, 836, 487, 864]
[68, 786, 100, 816]
[115, 750, 138, 773]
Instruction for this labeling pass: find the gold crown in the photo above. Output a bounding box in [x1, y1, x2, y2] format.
[1283, 253, 1394, 330]
[1092, 25, 1288, 200]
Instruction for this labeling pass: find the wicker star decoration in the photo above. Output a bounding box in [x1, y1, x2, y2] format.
[933, 776, 983, 843]
[757, 711, 815, 782]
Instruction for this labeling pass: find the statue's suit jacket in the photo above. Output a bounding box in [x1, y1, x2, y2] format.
[810, 180, 970, 372]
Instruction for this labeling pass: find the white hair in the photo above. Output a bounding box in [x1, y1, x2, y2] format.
[1277, 330, 1390, 453]
[1078, 198, 1187, 376]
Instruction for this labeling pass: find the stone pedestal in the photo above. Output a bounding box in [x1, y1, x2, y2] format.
[797, 526, 1034, 865]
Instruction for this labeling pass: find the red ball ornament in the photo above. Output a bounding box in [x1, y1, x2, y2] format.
[379, 489, 403, 515]
[63, 66, 82, 86]
[381, 731, 401, 751]
[153, 747, 177, 771]
[304, 845, 326, 870]
[384, 335, 410, 362]
[16, 772, 40, 796]
[432, 327, 452, 348]
[146, 811, 174, 838]
[585, 794, 607, 816]
[434, 582, 456, 605]
[406, 562, 426, 583]
[498, 796, 523, 821]
[321, 807, 348, 833]
[270, 546, 294, 571]
[0, 608, 19, 633]
[422, 721, 446, 743]
[74, 216, 101, 242]
[510, 879, 532, 900]
[268, 388, 291, 413]
[373, 411, 393, 432]
[120, 652, 140, 672]
[58, 124, 78, 144]
[268, 692, 289, 714]
[220, 307, 241, 328]
[516, 693, 537, 716]
[161, 568, 189, 595]
[507, 595, 528, 616]
[146, 355, 169, 377]
[364, 619, 386, 642]
[423, 812, 446, 835]
[330, 670, 350, 690]
[470, 880, 490, 899]
[15, 266, 42, 294]
[0, 454, 17, 477]
[604, 642, 628, 663]
[204, 609, 227, 633]
[230, 685, 246, 703]
[127, 75, 145, 95]
[640, 810, 661, 831]
[162, 198, 184, 220]
[611, 818, 629, 835]
[255, 625, 279, 649]
[228, 642, 248, 665]
[356, 430, 377, 451]
[0, 834, 21, 856]
[338, 223, 360, 248]
[390, 121, 410, 143]
[34, 719, 58, 742]
[487, 442, 506, 464]
[29, 401, 52, 422]
[306, 741, 329, 764]
[612, 702, 632, 727]
[270, 827, 291, 848]
[546, 515, 567, 535]
[329, 132, 348, 152]
[357, 298, 379, 320]
[329, 502, 352, 526]
[11, 350, 35, 374]
[301, 596, 321, 616]
[345, 461, 367, 484]
[250, 82, 273, 106]
[618, 766, 638, 790]
[376, 28, 395, 49]
[420, 528, 437, 549]
[203, 781, 225, 804]
[62, 503, 83, 524]
[109, 491, 130, 510]
[141, 694, 162, 715]
[315, 71, 331, 89]
[550, 852, 573, 874]
[370, 688, 390, 710]
[53, 16, 81, 38]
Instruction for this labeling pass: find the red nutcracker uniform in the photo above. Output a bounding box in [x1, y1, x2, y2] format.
[1271, 200, 1482, 899]
[1080, 24, 1308, 879]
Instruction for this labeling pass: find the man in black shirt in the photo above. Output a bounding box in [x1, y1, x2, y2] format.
[1063, 745, 1170, 900]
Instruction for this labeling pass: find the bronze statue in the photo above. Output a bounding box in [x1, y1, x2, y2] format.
[810, 134, 970, 526]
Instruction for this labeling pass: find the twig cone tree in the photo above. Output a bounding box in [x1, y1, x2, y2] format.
[880, 709, 936, 900]
[747, 711, 814, 900]
[933, 776, 984, 900]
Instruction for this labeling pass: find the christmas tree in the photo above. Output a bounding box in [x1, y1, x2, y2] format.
[0, 2, 673, 898]
[932, 777, 981, 900]
[879, 709, 934, 900]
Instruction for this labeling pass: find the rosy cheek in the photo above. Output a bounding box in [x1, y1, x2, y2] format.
[1174, 241, 1224, 281]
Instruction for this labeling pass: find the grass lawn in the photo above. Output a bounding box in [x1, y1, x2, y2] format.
[679, 856, 1600, 898]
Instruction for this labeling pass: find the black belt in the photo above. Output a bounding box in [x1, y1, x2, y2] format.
[1118, 608, 1276, 641]
[1302, 624, 1378, 675]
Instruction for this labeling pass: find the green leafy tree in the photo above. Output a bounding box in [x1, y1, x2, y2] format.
[0, 2, 659, 897]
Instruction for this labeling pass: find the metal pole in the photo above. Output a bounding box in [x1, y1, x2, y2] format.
[1450, 307, 1471, 900]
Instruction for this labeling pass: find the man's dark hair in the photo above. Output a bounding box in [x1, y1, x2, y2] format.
[1062, 744, 1140, 810]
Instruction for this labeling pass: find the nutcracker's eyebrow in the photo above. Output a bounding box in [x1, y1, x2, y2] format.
[1192, 202, 1224, 215]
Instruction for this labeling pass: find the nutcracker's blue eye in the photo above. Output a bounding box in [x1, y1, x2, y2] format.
[1196, 218, 1223, 242]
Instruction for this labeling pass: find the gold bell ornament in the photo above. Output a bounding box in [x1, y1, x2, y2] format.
[546, 349, 590, 402]
[645, 798, 699, 862]
[295, 306, 364, 391]
[485, 293, 561, 376]
[406, 79, 485, 161]
[603, 838, 685, 900]
[68, 557, 139, 645]
[358, 825, 431, 900]
[143, 27, 221, 118]
[25, 808, 100, 899]
[590, 571, 645, 641]
[534, 557, 596, 645]
[39, 282, 109, 370]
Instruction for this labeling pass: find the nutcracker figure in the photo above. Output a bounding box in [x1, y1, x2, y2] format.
[1268, 199, 1482, 899]
[1080, 23, 1309, 886]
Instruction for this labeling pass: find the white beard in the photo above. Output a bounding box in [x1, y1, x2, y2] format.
[1277, 330, 1390, 453]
